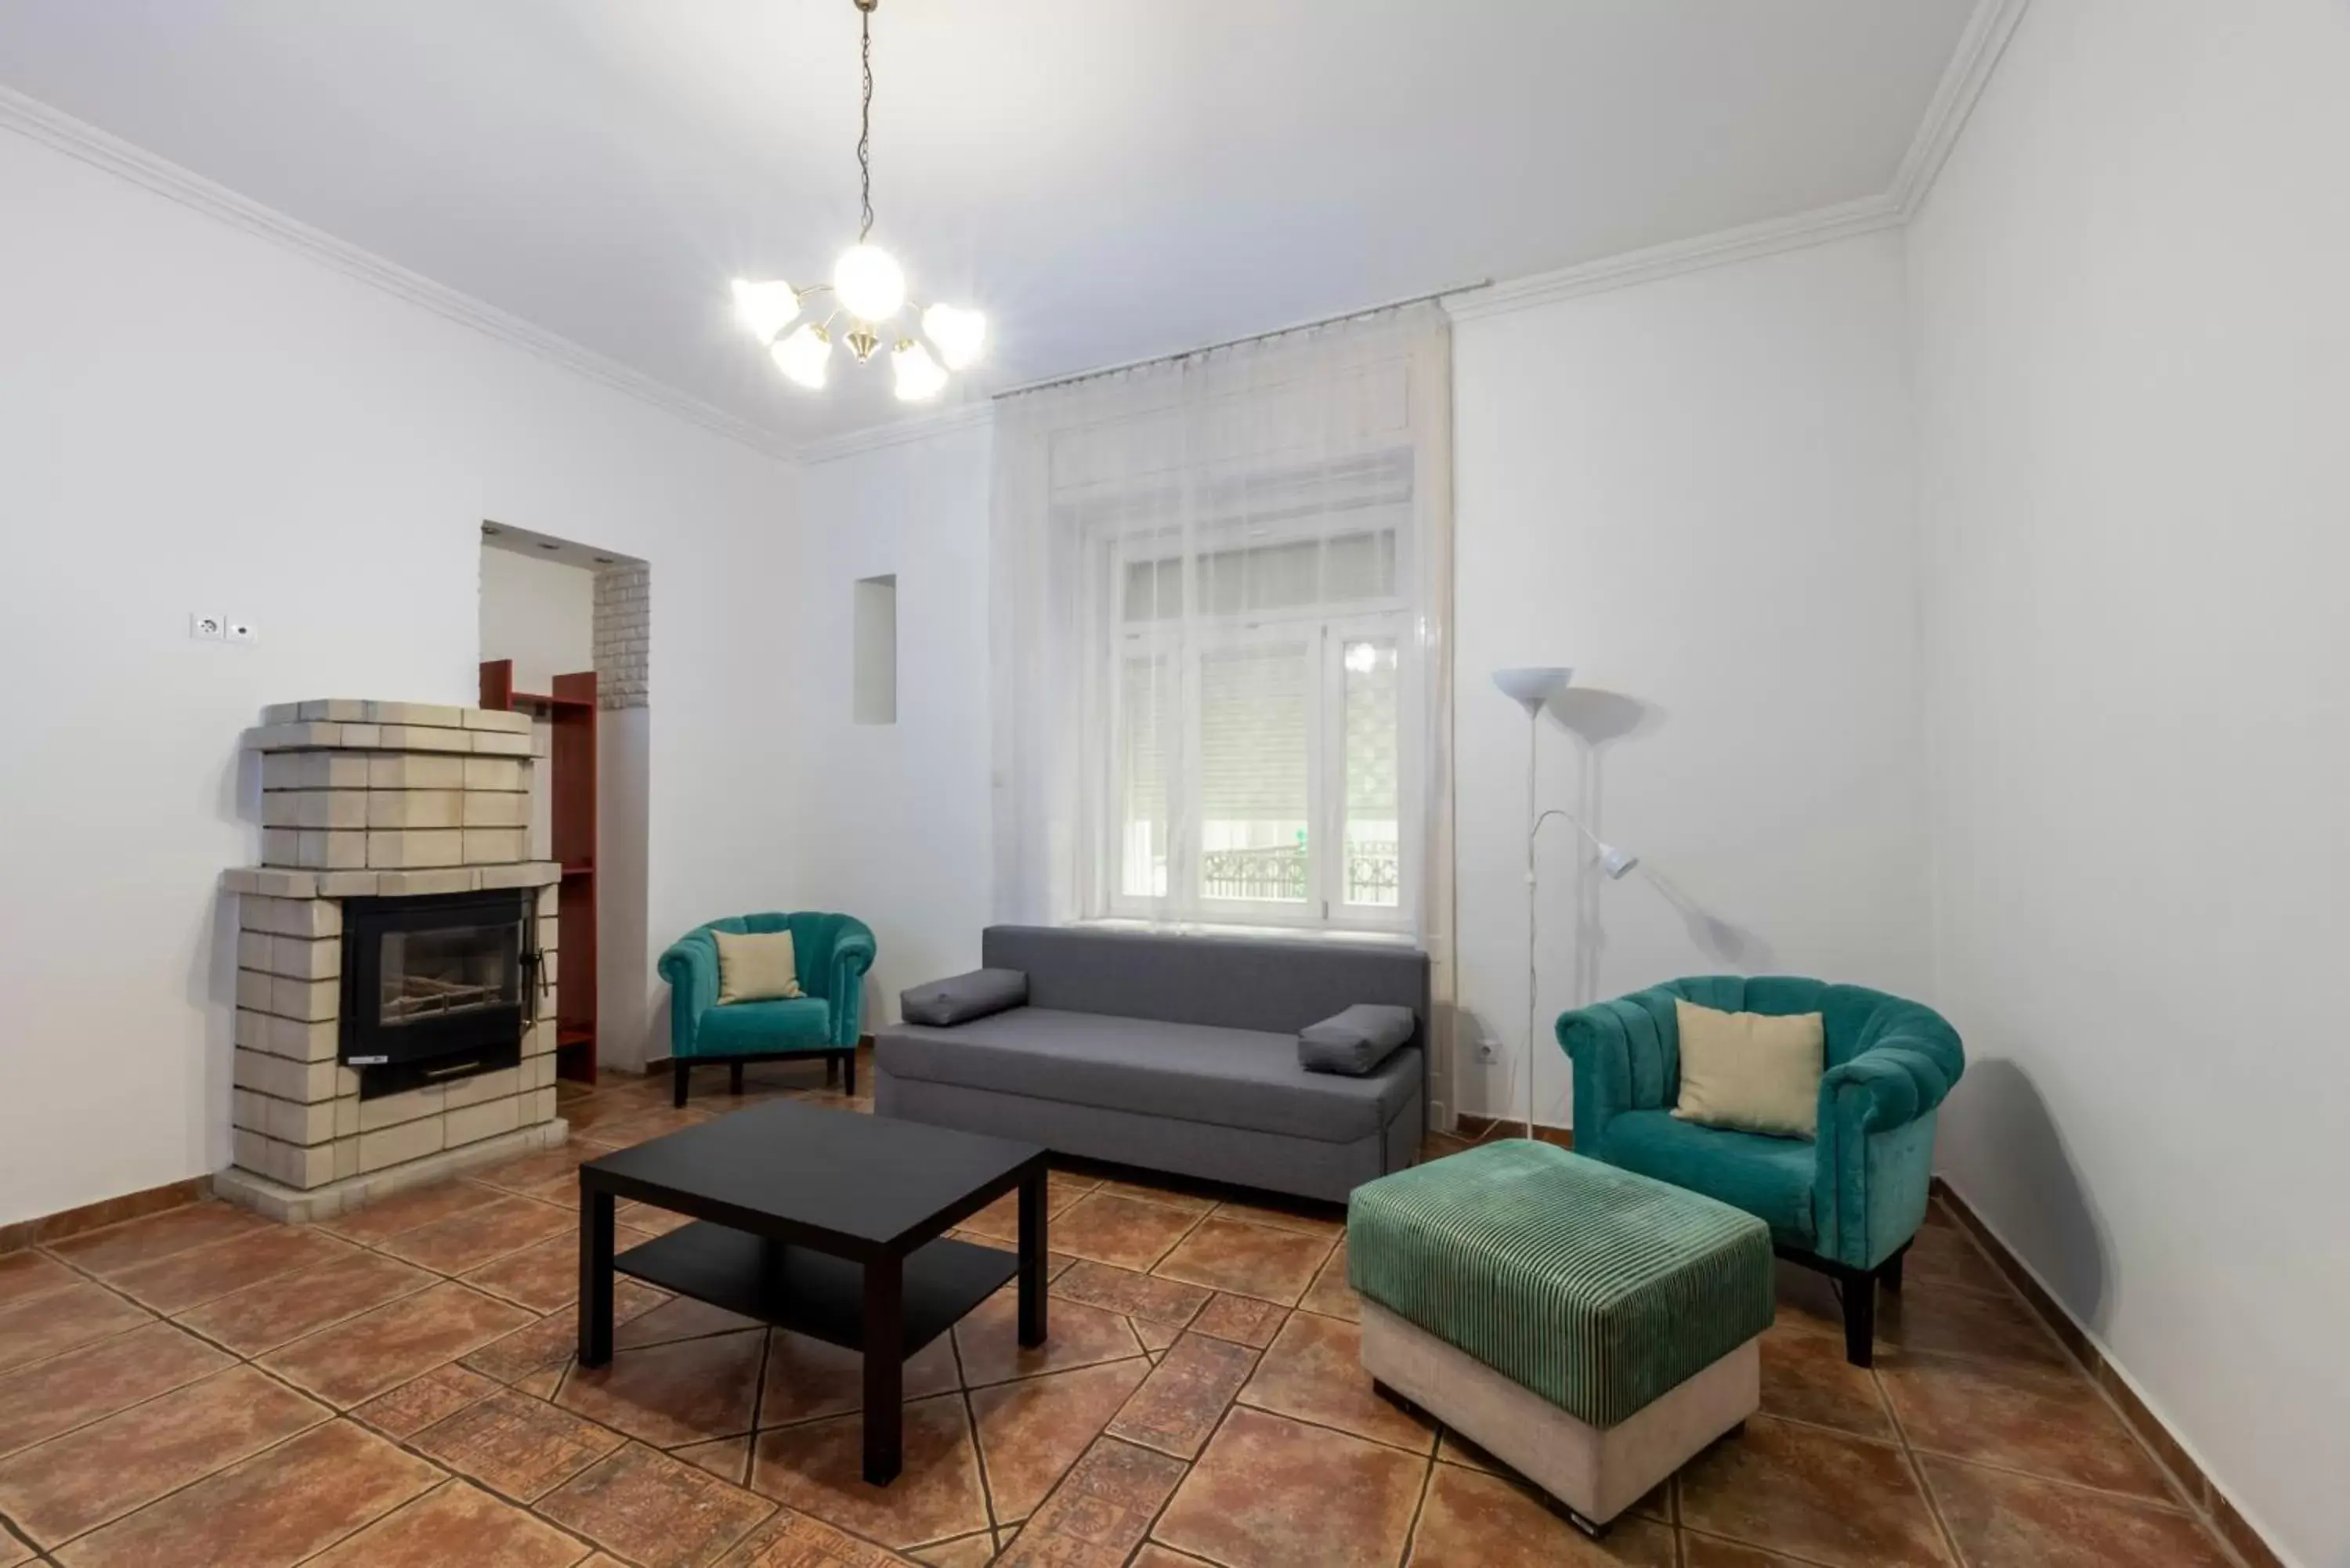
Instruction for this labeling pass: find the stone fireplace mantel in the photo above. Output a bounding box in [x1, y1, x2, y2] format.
[217, 699, 571, 1223]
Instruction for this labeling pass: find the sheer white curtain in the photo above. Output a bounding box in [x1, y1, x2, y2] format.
[989, 303, 1459, 1118]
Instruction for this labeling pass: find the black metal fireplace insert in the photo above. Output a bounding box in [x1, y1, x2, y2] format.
[339, 889, 537, 1100]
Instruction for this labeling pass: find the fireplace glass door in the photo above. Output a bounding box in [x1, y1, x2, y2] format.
[341, 890, 532, 1098]
[380, 920, 520, 1025]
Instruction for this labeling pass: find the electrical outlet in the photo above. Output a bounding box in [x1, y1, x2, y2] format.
[1475, 1039, 1500, 1064]
[190, 612, 226, 641]
[226, 619, 258, 644]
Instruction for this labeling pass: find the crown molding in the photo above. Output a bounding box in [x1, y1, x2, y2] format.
[0, 87, 801, 464]
[1890, 0, 2034, 219]
[1441, 193, 1904, 323]
[794, 399, 996, 466]
[6, 1, 2029, 456]
[1445, 0, 2028, 326]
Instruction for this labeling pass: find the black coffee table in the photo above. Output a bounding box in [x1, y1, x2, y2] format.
[577, 1100, 1049, 1483]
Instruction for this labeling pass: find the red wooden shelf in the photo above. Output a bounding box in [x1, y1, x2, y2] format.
[483, 657, 600, 1087]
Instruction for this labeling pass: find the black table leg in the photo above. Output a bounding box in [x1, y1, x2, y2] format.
[578, 1187, 614, 1367]
[1018, 1167, 1048, 1347]
[1842, 1269, 1877, 1369]
[862, 1255, 904, 1484]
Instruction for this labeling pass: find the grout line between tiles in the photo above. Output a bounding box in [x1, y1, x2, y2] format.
[1391, 1448, 1437, 1568]
[739, 1319, 772, 1493]
[1680, 1526, 1846, 1568]
[1864, 1281, 1967, 1568]
[40, 1219, 282, 1310]
[1124, 1424, 1209, 1566]
[173, 1249, 449, 1357]
[0, 1342, 225, 1466]
[27, 1399, 351, 1555]
[10, 1107, 2004, 1568]
[1224, 1390, 1437, 1461]
[1744, 1404, 1904, 1451]
[284, 1472, 464, 1567]
[0, 1283, 171, 1390]
[1893, 1423, 1967, 1566]
[964, 1369, 1002, 1538]
[1920, 1192, 2251, 1566]
[1912, 1449, 2206, 1514]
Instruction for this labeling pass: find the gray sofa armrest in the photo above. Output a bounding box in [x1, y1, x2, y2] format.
[900, 967, 1029, 1027]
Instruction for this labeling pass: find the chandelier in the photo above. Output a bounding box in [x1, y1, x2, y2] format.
[729, 0, 985, 400]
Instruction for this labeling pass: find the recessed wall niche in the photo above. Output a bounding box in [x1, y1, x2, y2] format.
[853, 573, 898, 725]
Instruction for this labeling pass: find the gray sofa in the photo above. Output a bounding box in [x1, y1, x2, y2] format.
[873, 926, 1430, 1203]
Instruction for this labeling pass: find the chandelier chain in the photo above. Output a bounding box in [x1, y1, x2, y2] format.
[857, 5, 874, 242]
[731, 0, 981, 396]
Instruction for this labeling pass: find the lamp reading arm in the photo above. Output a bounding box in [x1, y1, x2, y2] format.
[1531, 810, 1640, 880]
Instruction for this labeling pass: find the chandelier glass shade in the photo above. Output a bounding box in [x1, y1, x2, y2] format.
[729, 0, 984, 401]
[771, 323, 832, 389]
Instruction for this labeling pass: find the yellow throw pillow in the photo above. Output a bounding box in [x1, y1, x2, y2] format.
[713, 928, 804, 1004]
[1672, 999, 1824, 1140]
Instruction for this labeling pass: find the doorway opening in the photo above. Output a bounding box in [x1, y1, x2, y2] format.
[479, 522, 652, 1084]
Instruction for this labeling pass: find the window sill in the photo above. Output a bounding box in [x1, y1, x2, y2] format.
[1072, 917, 1419, 948]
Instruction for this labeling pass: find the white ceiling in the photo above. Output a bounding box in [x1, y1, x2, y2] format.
[0, 0, 1976, 450]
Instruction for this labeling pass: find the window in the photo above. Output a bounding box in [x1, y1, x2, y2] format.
[1098, 482, 1418, 932]
[1340, 634, 1402, 910]
[992, 305, 1448, 938]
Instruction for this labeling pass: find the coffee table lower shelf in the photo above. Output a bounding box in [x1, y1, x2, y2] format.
[613, 1222, 1018, 1353]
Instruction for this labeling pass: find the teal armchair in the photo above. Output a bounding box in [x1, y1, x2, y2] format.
[1557, 977, 1962, 1367]
[659, 912, 877, 1107]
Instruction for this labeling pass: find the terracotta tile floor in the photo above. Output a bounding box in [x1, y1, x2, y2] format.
[0, 1061, 2249, 1567]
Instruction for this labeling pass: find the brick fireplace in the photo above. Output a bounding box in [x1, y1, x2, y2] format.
[217, 699, 569, 1222]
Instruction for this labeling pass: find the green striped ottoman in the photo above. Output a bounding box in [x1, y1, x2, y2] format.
[1348, 1140, 1773, 1529]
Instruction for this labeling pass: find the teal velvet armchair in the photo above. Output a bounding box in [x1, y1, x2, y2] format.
[658, 912, 876, 1107]
[1557, 977, 1962, 1367]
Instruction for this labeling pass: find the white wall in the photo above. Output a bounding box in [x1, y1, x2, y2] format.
[1450, 230, 1932, 1127]
[597, 706, 656, 1073]
[0, 126, 798, 1226]
[791, 420, 996, 1024]
[479, 544, 595, 860]
[1908, 4, 2350, 1563]
[765, 239, 1934, 1115]
[479, 544, 595, 693]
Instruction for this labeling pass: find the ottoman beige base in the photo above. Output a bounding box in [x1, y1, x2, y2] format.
[1360, 1299, 1759, 1526]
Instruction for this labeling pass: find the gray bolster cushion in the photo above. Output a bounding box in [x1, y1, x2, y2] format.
[901, 968, 1029, 1027]
[1298, 1003, 1417, 1076]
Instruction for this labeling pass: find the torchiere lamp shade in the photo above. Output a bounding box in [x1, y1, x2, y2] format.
[1492, 666, 1574, 716]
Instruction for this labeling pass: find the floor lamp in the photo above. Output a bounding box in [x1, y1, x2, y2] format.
[1492, 667, 1574, 1140]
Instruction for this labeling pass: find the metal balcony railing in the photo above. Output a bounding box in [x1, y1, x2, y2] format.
[1201, 844, 1399, 906]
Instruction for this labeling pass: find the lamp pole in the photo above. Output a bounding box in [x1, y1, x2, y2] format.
[1491, 667, 1575, 1142]
[1522, 699, 1542, 1140]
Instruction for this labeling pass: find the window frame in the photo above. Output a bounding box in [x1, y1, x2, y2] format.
[1321, 615, 1419, 927]
[1098, 523, 1418, 936]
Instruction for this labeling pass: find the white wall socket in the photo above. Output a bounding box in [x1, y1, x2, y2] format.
[226, 620, 258, 644]
[190, 612, 226, 640]
[1475, 1039, 1501, 1064]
